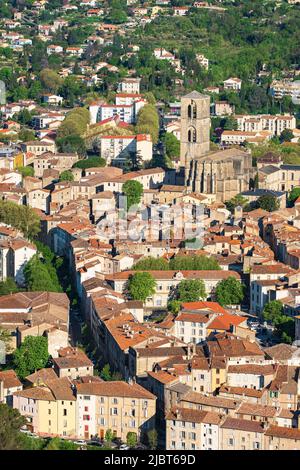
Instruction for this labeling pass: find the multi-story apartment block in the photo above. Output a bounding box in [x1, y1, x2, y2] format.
[0, 237, 36, 285]
[270, 80, 300, 101]
[13, 377, 77, 438]
[166, 408, 222, 450]
[98, 134, 152, 167]
[117, 78, 141, 94]
[76, 380, 156, 441]
[106, 270, 241, 308]
[236, 114, 296, 136]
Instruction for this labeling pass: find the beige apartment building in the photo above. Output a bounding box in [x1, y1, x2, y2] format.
[21, 140, 56, 156]
[259, 164, 300, 193]
[106, 270, 241, 308]
[13, 377, 77, 438]
[76, 380, 156, 441]
[220, 417, 265, 450]
[52, 347, 94, 380]
[27, 188, 51, 213]
[166, 407, 222, 450]
[265, 426, 300, 450]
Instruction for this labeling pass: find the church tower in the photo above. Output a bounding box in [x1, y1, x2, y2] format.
[180, 91, 211, 171]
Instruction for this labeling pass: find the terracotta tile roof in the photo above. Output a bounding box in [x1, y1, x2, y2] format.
[219, 384, 265, 398]
[208, 313, 247, 331]
[166, 407, 222, 425]
[0, 369, 22, 389]
[264, 344, 297, 361]
[227, 364, 276, 376]
[181, 302, 226, 314]
[268, 365, 298, 394]
[46, 377, 76, 401]
[106, 270, 241, 281]
[53, 347, 93, 369]
[134, 346, 188, 358]
[25, 368, 58, 385]
[147, 370, 179, 385]
[278, 408, 294, 419]
[13, 386, 55, 401]
[251, 263, 293, 275]
[181, 391, 240, 410]
[175, 312, 211, 323]
[265, 425, 300, 440]
[207, 334, 264, 358]
[76, 380, 156, 400]
[237, 402, 277, 418]
[221, 417, 265, 433]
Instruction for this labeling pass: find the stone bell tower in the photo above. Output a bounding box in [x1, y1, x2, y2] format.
[180, 91, 211, 182]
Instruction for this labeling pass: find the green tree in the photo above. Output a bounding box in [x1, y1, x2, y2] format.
[263, 300, 284, 324]
[167, 300, 181, 315]
[0, 201, 40, 239]
[162, 132, 180, 160]
[59, 170, 74, 182]
[57, 135, 86, 157]
[225, 194, 249, 213]
[280, 129, 294, 143]
[147, 429, 158, 450]
[215, 277, 245, 306]
[177, 279, 206, 302]
[136, 105, 159, 144]
[100, 363, 112, 381]
[0, 278, 19, 296]
[18, 166, 34, 178]
[257, 194, 280, 212]
[13, 336, 49, 379]
[0, 404, 26, 450]
[128, 272, 156, 302]
[169, 255, 220, 271]
[105, 429, 114, 446]
[24, 256, 62, 292]
[44, 437, 61, 451]
[122, 180, 143, 210]
[126, 432, 137, 448]
[18, 129, 36, 142]
[134, 257, 169, 271]
[263, 300, 294, 344]
[73, 156, 106, 169]
[288, 187, 300, 204]
[40, 68, 63, 94]
[0, 326, 13, 354]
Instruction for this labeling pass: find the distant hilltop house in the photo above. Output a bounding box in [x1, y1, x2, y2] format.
[196, 54, 209, 70]
[213, 101, 234, 116]
[65, 46, 84, 57]
[42, 94, 63, 106]
[270, 80, 300, 101]
[46, 44, 63, 55]
[154, 48, 175, 61]
[223, 77, 242, 91]
[173, 6, 189, 15]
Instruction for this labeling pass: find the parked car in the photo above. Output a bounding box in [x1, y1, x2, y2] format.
[87, 441, 103, 448]
[74, 440, 87, 446]
[119, 444, 130, 450]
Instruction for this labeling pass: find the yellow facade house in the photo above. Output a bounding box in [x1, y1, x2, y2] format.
[13, 377, 77, 438]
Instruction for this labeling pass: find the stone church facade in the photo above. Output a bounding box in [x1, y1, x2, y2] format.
[180, 91, 255, 202]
